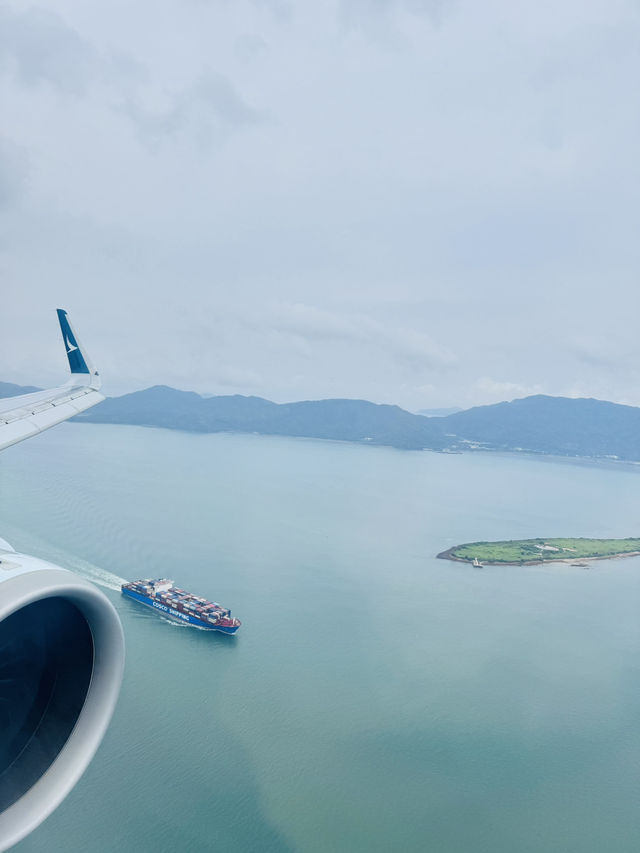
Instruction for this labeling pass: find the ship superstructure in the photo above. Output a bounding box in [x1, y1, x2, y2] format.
[121, 579, 241, 634]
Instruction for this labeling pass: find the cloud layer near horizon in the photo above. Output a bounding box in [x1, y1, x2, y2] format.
[2, 0, 639, 409]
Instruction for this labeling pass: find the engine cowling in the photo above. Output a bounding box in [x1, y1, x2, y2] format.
[0, 540, 124, 852]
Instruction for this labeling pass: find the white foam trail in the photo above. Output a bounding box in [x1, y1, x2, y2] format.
[22, 542, 127, 592]
[69, 560, 126, 592]
[159, 616, 190, 629]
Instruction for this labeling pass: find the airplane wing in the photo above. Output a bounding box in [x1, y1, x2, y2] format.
[0, 309, 104, 451]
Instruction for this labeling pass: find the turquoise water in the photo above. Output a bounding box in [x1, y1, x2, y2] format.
[3, 424, 640, 852]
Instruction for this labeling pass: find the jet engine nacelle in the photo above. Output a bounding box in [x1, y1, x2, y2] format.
[0, 540, 124, 852]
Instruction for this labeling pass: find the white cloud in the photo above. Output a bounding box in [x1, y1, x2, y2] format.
[1, 0, 639, 410]
[211, 365, 264, 389]
[0, 5, 140, 95]
[340, 0, 452, 34]
[0, 138, 28, 210]
[474, 377, 545, 404]
[0, 6, 98, 94]
[269, 303, 456, 369]
[122, 72, 264, 148]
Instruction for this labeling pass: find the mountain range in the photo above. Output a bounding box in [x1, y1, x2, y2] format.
[4, 381, 640, 461]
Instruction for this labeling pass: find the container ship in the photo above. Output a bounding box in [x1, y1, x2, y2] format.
[121, 579, 241, 634]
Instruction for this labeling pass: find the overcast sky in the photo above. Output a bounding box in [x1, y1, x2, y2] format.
[1, 0, 639, 410]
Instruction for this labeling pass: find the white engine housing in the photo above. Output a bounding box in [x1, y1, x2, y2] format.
[0, 542, 124, 852]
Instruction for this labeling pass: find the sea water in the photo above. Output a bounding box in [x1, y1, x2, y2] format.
[3, 424, 640, 853]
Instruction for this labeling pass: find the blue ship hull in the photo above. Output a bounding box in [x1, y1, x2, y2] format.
[121, 588, 239, 634]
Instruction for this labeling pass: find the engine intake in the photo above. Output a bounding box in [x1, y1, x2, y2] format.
[0, 549, 124, 852]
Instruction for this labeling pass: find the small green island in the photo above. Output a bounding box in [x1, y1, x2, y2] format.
[437, 538, 640, 566]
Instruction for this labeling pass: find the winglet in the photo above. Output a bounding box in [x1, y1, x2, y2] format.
[56, 309, 101, 389]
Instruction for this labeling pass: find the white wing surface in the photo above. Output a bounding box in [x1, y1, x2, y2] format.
[0, 309, 104, 451]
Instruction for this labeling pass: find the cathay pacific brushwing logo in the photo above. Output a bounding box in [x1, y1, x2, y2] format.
[65, 334, 78, 354]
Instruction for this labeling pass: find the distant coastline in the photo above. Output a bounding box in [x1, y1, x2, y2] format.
[5, 381, 640, 462]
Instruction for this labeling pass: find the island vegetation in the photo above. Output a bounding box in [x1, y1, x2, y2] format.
[438, 538, 640, 566]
